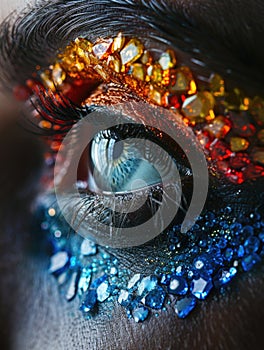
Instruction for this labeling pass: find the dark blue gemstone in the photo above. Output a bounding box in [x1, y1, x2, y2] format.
[241, 254, 261, 271]
[160, 274, 171, 285]
[244, 236, 260, 254]
[216, 238, 227, 249]
[258, 232, 264, 242]
[237, 245, 245, 257]
[80, 289, 97, 313]
[175, 296, 196, 318]
[168, 276, 188, 295]
[242, 225, 254, 236]
[224, 248, 233, 261]
[213, 267, 237, 288]
[144, 286, 166, 310]
[191, 275, 213, 299]
[230, 223, 242, 235]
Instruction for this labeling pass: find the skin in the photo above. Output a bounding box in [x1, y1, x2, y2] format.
[0, 1, 264, 349]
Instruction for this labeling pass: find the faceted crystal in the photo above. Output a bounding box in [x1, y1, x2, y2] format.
[78, 269, 92, 295]
[79, 289, 97, 313]
[148, 84, 163, 105]
[144, 286, 166, 309]
[137, 275, 158, 296]
[175, 296, 196, 319]
[204, 116, 231, 138]
[191, 276, 213, 299]
[158, 49, 176, 70]
[168, 276, 188, 295]
[213, 267, 237, 288]
[132, 306, 149, 323]
[107, 55, 121, 73]
[182, 92, 215, 122]
[150, 64, 163, 83]
[66, 271, 79, 301]
[127, 273, 141, 290]
[230, 137, 249, 152]
[97, 281, 110, 302]
[113, 32, 125, 52]
[131, 63, 146, 81]
[92, 38, 113, 59]
[209, 73, 225, 96]
[49, 251, 69, 274]
[140, 50, 152, 65]
[169, 66, 193, 93]
[250, 96, 264, 125]
[120, 38, 144, 65]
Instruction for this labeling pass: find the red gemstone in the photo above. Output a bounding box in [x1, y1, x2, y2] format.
[225, 170, 244, 184]
[210, 141, 232, 161]
[229, 153, 250, 169]
[243, 164, 264, 179]
[168, 94, 182, 109]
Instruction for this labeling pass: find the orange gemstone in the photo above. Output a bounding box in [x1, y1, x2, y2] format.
[204, 116, 231, 138]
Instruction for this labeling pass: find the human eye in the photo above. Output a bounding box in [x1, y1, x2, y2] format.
[0, 1, 264, 349]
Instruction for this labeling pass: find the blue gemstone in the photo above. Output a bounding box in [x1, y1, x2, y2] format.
[175, 296, 196, 318]
[244, 236, 260, 254]
[213, 267, 237, 288]
[237, 245, 245, 258]
[168, 276, 188, 295]
[258, 232, 264, 242]
[97, 281, 110, 302]
[90, 274, 108, 289]
[160, 274, 171, 285]
[49, 251, 69, 274]
[191, 276, 213, 299]
[230, 222, 242, 235]
[127, 274, 141, 290]
[132, 306, 149, 323]
[118, 289, 132, 307]
[80, 239, 97, 256]
[242, 225, 254, 236]
[80, 289, 97, 313]
[224, 248, 233, 261]
[241, 254, 261, 271]
[144, 286, 166, 310]
[216, 238, 227, 249]
[137, 275, 158, 296]
[66, 271, 80, 301]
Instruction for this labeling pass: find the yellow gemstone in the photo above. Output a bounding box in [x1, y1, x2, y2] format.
[131, 63, 146, 81]
[169, 66, 193, 93]
[52, 63, 66, 86]
[120, 38, 144, 65]
[250, 96, 264, 125]
[252, 149, 264, 165]
[113, 32, 125, 51]
[92, 38, 113, 59]
[107, 55, 121, 73]
[225, 88, 245, 110]
[151, 64, 163, 83]
[257, 129, 264, 144]
[148, 84, 163, 105]
[204, 116, 231, 138]
[230, 137, 249, 152]
[140, 50, 152, 65]
[182, 91, 215, 121]
[209, 73, 225, 96]
[158, 49, 176, 70]
[40, 71, 55, 91]
[74, 38, 93, 52]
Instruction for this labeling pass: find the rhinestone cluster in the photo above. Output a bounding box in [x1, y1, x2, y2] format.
[41, 200, 263, 323]
[19, 33, 264, 184]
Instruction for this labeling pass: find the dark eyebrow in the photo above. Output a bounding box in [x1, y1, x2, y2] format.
[0, 0, 264, 95]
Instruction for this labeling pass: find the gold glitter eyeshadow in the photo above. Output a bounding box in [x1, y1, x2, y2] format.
[25, 32, 264, 184]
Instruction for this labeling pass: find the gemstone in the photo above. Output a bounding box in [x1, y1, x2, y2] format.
[117, 289, 131, 307]
[112, 32, 125, 52]
[250, 96, 264, 125]
[168, 276, 188, 295]
[66, 271, 80, 301]
[182, 92, 215, 122]
[230, 112, 256, 137]
[131, 63, 146, 80]
[210, 141, 232, 161]
[230, 137, 249, 152]
[191, 276, 213, 299]
[120, 38, 144, 65]
[241, 253, 261, 271]
[80, 289, 97, 313]
[90, 274, 108, 289]
[92, 38, 113, 59]
[175, 296, 196, 319]
[78, 269, 92, 295]
[224, 248, 234, 261]
[140, 50, 152, 65]
[127, 273, 141, 290]
[160, 274, 171, 285]
[107, 55, 121, 73]
[204, 116, 231, 138]
[158, 50, 176, 70]
[251, 148, 264, 165]
[148, 84, 163, 105]
[225, 88, 244, 110]
[80, 239, 97, 256]
[150, 64, 163, 83]
[49, 251, 69, 274]
[137, 275, 158, 296]
[132, 306, 149, 323]
[144, 286, 166, 309]
[244, 236, 260, 254]
[52, 63, 66, 86]
[209, 73, 225, 96]
[229, 153, 250, 169]
[97, 281, 110, 302]
[169, 67, 193, 93]
[213, 267, 237, 288]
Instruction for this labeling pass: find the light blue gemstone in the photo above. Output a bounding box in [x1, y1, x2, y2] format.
[78, 269, 92, 296]
[132, 306, 149, 323]
[66, 271, 79, 301]
[80, 239, 97, 256]
[97, 281, 110, 302]
[127, 273, 141, 290]
[137, 276, 158, 296]
[175, 296, 196, 318]
[118, 289, 131, 307]
[168, 276, 188, 295]
[191, 276, 213, 299]
[49, 251, 69, 274]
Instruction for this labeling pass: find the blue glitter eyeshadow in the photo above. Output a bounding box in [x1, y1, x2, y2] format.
[39, 198, 263, 323]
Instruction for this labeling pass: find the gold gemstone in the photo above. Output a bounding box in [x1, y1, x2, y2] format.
[204, 116, 231, 138]
[113, 32, 125, 52]
[230, 137, 249, 152]
[148, 84, 163, 105]
[209, 73, 225, 96]
[249, 96, 264, 125]
[257, 129, 264, 144]
[107, 55, 121, 73]
[92, 38, 113, 59]
[140, 50, 152, 65]
[52, 63, 66, 86]
[120, 38, 144, 65]
[158, 49, 176, 70]
[182, 91, 215, 122]
[74, 38, 93, 52]
[169, 66, 193, 93]
[252, 148, 264, 165]
[151, 64, 163, 83]
[131, 63, 146, 81]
